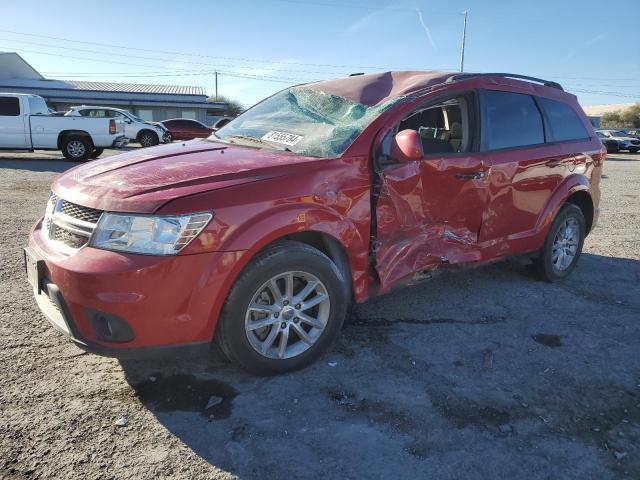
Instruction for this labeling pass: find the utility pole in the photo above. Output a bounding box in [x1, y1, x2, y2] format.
[460, 10, 469, 72]
[214, 71, 218, 101]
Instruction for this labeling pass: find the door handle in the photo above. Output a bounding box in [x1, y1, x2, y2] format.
[455, 171, 485, 180]
[545, 159, 563, 167]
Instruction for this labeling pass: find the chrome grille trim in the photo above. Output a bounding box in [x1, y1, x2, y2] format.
[43, 194, 103, 251]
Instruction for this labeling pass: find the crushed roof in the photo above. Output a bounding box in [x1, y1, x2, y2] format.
[308, 71, 453, 106]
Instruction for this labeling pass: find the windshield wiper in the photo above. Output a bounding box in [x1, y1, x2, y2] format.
[225, 134, 269, 146]
[225, 135, 292, 152]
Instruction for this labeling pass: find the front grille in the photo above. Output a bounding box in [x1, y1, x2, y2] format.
[43, 194, 103, 251]
[61, 201, 102, 224]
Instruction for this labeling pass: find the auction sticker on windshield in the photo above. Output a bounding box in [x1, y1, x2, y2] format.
[262, 131, 304, 146]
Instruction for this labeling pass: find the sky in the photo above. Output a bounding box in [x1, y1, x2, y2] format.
[1, 0, 638, 108]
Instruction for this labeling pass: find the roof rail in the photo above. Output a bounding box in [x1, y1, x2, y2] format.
[446, 73, 563, 91]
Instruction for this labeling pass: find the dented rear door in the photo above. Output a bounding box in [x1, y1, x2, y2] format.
[374, 153, 489, 292]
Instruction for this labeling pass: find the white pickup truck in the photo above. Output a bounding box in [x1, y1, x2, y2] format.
[0, 93, 128, 161]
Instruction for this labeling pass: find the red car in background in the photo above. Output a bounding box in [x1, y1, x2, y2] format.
[25, 71, 604, 375]
[160, 118, 213, 141]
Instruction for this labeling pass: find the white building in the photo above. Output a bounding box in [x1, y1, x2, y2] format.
[0, 52, 226, 124]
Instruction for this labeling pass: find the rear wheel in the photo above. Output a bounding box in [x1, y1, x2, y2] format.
[90, 148, 104, 159]
[534, 203, 586, 282]
[606, 142, 619, 154]
[61, 136, 92, 162]
[138, 130, 159, 147]
[215, 241, 348, 375]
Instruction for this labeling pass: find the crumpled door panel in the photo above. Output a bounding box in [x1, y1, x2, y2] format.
[374, 156, 487, 292]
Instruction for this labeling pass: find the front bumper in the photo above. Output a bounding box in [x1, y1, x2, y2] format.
[26, 218, 243, 357]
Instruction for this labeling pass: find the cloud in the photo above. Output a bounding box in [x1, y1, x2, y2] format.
[416, 9, 437, 50]
[560, 33, 606, 63]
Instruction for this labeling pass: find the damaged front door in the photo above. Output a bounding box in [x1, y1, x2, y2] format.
[372, 96, 488, 292]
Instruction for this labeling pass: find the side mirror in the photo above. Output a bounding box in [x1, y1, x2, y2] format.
[390, 129, 423, 162]
[125, 119, 132, 124]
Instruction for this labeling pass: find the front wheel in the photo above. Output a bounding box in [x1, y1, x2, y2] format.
[138, 131, 159, 147]
[215, 241, 349, 375]
[534, 203, 586, 282]
[628, 147, 639, 153]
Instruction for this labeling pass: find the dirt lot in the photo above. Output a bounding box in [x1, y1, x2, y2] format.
[1, 148, 639, 480]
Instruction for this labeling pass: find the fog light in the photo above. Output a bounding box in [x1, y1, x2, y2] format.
[87, 309, 135, 343]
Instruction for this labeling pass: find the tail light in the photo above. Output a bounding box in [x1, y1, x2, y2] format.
[109, 119, 116, 135]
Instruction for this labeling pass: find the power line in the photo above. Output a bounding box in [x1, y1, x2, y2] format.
[0, 29, 427, 71]
[0, 37, 350, 76]
[263, 0, 461, 14]
[4, 46, 322, 84]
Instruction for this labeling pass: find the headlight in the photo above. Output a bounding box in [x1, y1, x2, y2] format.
[90, 212, 212, 255]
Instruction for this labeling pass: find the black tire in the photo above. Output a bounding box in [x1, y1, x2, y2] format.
[138, 130, 159, 147]
[90, 148, 104, 159]
[628, 147, 639, 153]
[606, 143, 619, 154]
[61, 135, 92, 162]
[534, 203, 586, 282]
[215, 240, 349, 375]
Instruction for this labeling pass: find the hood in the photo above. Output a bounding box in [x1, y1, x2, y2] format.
[53, 139, 322, 213]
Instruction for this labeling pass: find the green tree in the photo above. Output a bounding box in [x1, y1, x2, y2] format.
[601, 111, 623, 128]
[207, 95, 244, 117]
[600, 103, 640, 128]
[620, 103, 640, 128]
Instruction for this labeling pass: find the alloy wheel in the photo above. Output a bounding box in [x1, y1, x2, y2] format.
[551, 217, 580, 272]
[140, 134, 153, 147]
[67, 140, 86, 158]
[244, 271, 330, 360]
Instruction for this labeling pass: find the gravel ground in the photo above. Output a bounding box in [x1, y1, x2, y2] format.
[1, 149, 639, 480]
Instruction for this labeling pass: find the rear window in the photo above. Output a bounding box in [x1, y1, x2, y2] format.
[482, 90, 544, 150]
[538, 97, 590, 142]
[28, 96, 49, 115]
[0, 97, 20, 116]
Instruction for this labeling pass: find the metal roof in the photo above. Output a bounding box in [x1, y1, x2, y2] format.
[65, 80, 207, 96]
[0, 52, 44, 81]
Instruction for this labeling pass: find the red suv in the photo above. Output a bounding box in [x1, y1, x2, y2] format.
[160, 118, 214, 141]
[25, 71, 603, 375]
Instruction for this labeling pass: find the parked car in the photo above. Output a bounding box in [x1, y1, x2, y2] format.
[595, 131, 620, 153]
[65, 106, 171, 147]
[25, 72, 603, 375]
[0, 93, 127, 161]
[160, 118, 213, 141]
[212, 116, 233, 130]
[624, 129, 640, 139]
[595, 129, 639, 153]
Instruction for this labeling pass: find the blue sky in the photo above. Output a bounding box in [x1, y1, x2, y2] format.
[1, 0, 638, 107]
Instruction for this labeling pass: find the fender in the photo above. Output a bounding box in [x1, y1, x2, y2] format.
[534, 173, 591, 241]
[57, 130, 92, 149]
[219, 202, 369, 296]
[183, 204, 370, 339]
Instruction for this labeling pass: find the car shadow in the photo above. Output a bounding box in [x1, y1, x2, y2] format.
[606, 154, 639, 161]
[118, 252, 640, 479]
[0, 159, 77, 173]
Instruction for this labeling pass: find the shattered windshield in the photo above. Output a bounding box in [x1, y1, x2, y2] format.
[211, 86, 398, 158]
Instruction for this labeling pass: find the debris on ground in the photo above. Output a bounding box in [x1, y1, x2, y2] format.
[614, 451, 628, 460]
[328, 361, 338, 367]
[482, 349, 493, 369]
[205, 396, 224, 410]
[114, 418, 129, 427]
